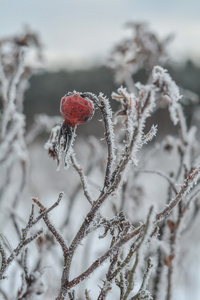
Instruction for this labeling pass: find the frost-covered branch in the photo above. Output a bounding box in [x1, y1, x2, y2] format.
[97, 93, 116, 190]
[32, 193, 67, 253]
[0, 227, 43, 280]
[0, 193, 64, 280]
[131, 258, 153, 300]
[156, 167, 200, 222]
[70, 153, 93, 205]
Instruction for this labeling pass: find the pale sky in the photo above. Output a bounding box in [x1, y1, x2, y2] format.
[1, 0, 200, 69]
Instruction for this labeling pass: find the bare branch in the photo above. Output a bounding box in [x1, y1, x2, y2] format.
[138, 169, 178, 194]
[33, 195, 68, 253]
[70, 153, 93, 205]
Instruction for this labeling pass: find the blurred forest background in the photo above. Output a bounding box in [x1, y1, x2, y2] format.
[2, 1, 200, 140]
[24, 60, 200, 138]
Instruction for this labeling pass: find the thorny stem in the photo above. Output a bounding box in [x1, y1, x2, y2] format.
[111, 90, 154, 188]
[165, 200, 186, 300]
[0, 229, 43, 279]
[156, 167, 200, 222]
[152, 223, 165, 300]
[97, 242, 120, 299]
[33, 194, 68, 254]
[1, 49, 25, 138]
[82, 92, 116, 192]
[63, 139, 99, 227]
[131, 258, 153, 300]
[166, 235, 176, 300]
[63, 224, 145, 291]
[98, 94, 116, 191]
[32, 192, 63, 225]
[0, 193, 64, 280]
[109, 233, 143, 284]
[98, 234, 143, 299]
[70, 153, 93, 205]
[120, 181, 128, 211]
[23, 248, 29, 282]
[140, 257, 153, 291]
[123, 207, 153, 300]
[166, 189, 192, 300]
[61, 167, 200, 294]
[58, 173, 135, 296]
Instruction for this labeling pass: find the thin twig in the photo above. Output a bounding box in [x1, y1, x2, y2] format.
[70, 153, 93, 205]
[138, 169, 178, 194]
[32, 192, 64, 226]
[33, 195, 68, 253]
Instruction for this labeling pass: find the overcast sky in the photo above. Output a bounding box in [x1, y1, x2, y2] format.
[1, 0, 200, 69]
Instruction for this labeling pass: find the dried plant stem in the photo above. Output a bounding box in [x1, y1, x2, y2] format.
[32, 194, 68, 254]
[123, 207, 153, 300]
[98, 94, 116, 190]
[0, 229, 43, 279]
[0, 193, 64, 280]
[32, 192, 63, 225]
[66, 167, 199, 293]
[152, 224, 165, 300]
[131, 258, 153, 300]
[140, 257, 153, 291]
[156, 167, 200, 222]
[70, 153, 93, 205]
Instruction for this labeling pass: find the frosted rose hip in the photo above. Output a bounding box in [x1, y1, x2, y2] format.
[60, 94, 94, 127]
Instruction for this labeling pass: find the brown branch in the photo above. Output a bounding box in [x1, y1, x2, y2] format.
[98, 94, 116, 190]
[33, 194, 68, 253]
[0, 228, 43, 279]
[156, 167, 200, 223]
[70, 153, 93, 205]
[67, 224, 144, 289]
[32, 192, 64, 225]
[66, 168, 200, 290]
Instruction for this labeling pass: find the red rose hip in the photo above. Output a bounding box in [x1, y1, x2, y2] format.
[60, 94, 94, 127]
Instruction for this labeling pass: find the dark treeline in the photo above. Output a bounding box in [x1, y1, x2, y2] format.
[25, 66, 117, 121]
[24, 61, 200, 137]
